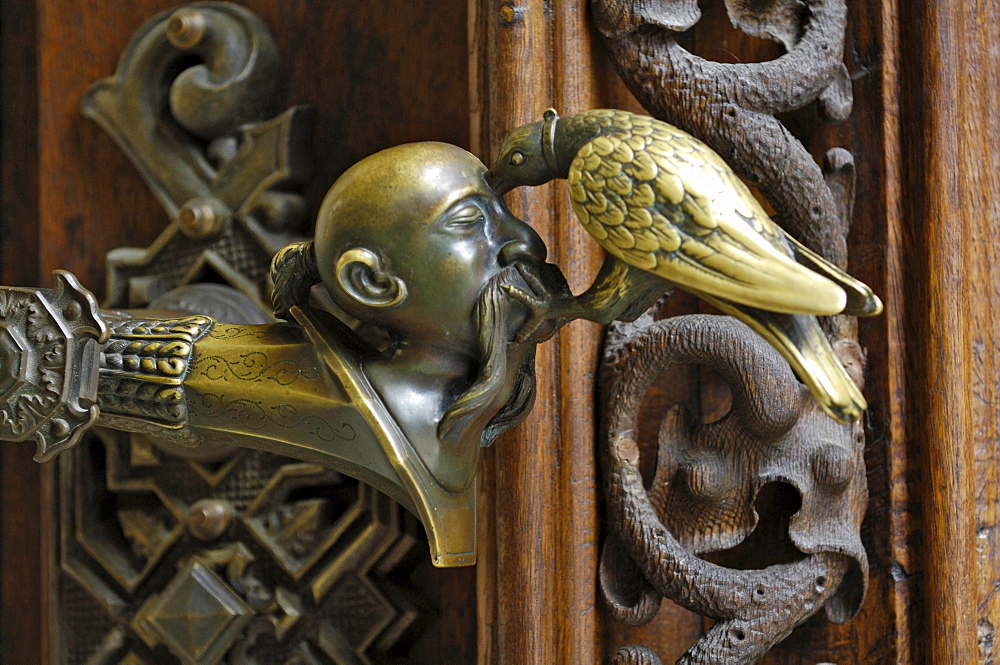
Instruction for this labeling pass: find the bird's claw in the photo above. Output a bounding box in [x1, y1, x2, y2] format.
[502, 284, 556, 344]
[499, 261, 580, 345]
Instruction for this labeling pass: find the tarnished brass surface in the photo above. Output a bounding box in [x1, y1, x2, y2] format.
[487, 108, 882, 423]
[59, 430, 431, 663]
[0, 142, 567, 569]
[83, 3, 313, 312]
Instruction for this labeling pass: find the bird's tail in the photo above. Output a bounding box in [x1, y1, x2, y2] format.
[701, 295, 866, 423]
[785, 234, 883, 317]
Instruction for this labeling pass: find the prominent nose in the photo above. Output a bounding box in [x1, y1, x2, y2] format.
[497, 209, 547, 266]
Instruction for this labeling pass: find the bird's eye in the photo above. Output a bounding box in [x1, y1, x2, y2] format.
[510, 151, 525, 166]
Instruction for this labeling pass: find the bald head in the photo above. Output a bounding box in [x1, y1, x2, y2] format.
[311, 142, 545, 346]
[315, 142, 487, 285]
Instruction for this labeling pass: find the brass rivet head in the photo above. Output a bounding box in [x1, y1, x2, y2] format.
[63, 301, 82, 321]
[187, 499, 232, 541]
[167, 8, 207, 49]
[177, 196, 231, 239]
[50, 419, 70, 438]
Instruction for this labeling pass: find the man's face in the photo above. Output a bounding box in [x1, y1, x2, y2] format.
[379, 151, 548, 351]
[315, 142, 553, 353]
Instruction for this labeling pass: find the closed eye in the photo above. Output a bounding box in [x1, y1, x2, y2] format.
[443, 204, 485, 231]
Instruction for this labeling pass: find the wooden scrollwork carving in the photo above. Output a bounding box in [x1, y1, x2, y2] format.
[599, 312, 866, 663]
[592, 0, 870, 661]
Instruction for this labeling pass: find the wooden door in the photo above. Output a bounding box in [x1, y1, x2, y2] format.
[2, 1, 999, 663]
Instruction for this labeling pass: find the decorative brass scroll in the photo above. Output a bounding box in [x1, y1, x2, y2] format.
[83, 2, 313, 313]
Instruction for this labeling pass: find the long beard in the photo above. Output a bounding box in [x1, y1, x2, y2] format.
[437, 266, 538, 447]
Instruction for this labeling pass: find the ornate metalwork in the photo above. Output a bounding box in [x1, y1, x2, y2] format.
[97, 314, 213, 450]
[82, 2, 313, 313]
[0, 0, 582, 591]
[57, 429, 429, 664]
[19, 4, 548, 663]
[0, 271, 109, 461]
[0, 3, 571, 572]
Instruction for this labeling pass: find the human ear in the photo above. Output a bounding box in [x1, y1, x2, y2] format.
[335, 248, 408, 308]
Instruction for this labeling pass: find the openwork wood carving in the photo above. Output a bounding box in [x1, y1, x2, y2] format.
[599, 313, 866, 664]
[589, 0, 871, 661]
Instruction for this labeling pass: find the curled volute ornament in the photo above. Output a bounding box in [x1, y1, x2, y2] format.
[599, 312, 867, 663]
[83, 2, 313, 312]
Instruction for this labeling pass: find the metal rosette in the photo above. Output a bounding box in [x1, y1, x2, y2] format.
[0, 271, 110, 461]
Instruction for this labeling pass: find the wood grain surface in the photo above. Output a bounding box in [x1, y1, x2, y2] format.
[895, 2, 1000, 662]
[3, 0, 1000, 662]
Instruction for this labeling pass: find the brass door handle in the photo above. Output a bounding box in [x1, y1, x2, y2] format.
[0, 3, 571, 569]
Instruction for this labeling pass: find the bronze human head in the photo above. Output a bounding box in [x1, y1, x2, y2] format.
[313, 141, 547, 354]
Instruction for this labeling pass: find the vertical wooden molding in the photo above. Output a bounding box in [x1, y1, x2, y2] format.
[477, 2, 558, 662]
[897, 2, 1000, 662]
[474, 1, 604, 662]
[877, 0, 916, 660]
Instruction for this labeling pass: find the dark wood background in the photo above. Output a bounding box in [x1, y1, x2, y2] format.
[2, 0, 998, 663]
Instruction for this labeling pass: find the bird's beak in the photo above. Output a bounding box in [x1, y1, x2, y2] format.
[485, 168, 510, 196]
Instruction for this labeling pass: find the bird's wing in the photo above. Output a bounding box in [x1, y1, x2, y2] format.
[567, 128, 847, 316]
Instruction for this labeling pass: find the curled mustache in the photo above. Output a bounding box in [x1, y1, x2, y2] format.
[437, 265, 541, 448]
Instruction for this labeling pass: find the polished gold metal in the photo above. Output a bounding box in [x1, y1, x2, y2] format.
[487, 108, 883, 423]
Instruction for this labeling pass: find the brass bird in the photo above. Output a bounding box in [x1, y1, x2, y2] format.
[487, 109, 882, 423]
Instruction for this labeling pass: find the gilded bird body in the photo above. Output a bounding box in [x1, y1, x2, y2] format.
[487, 109, 882, 423]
